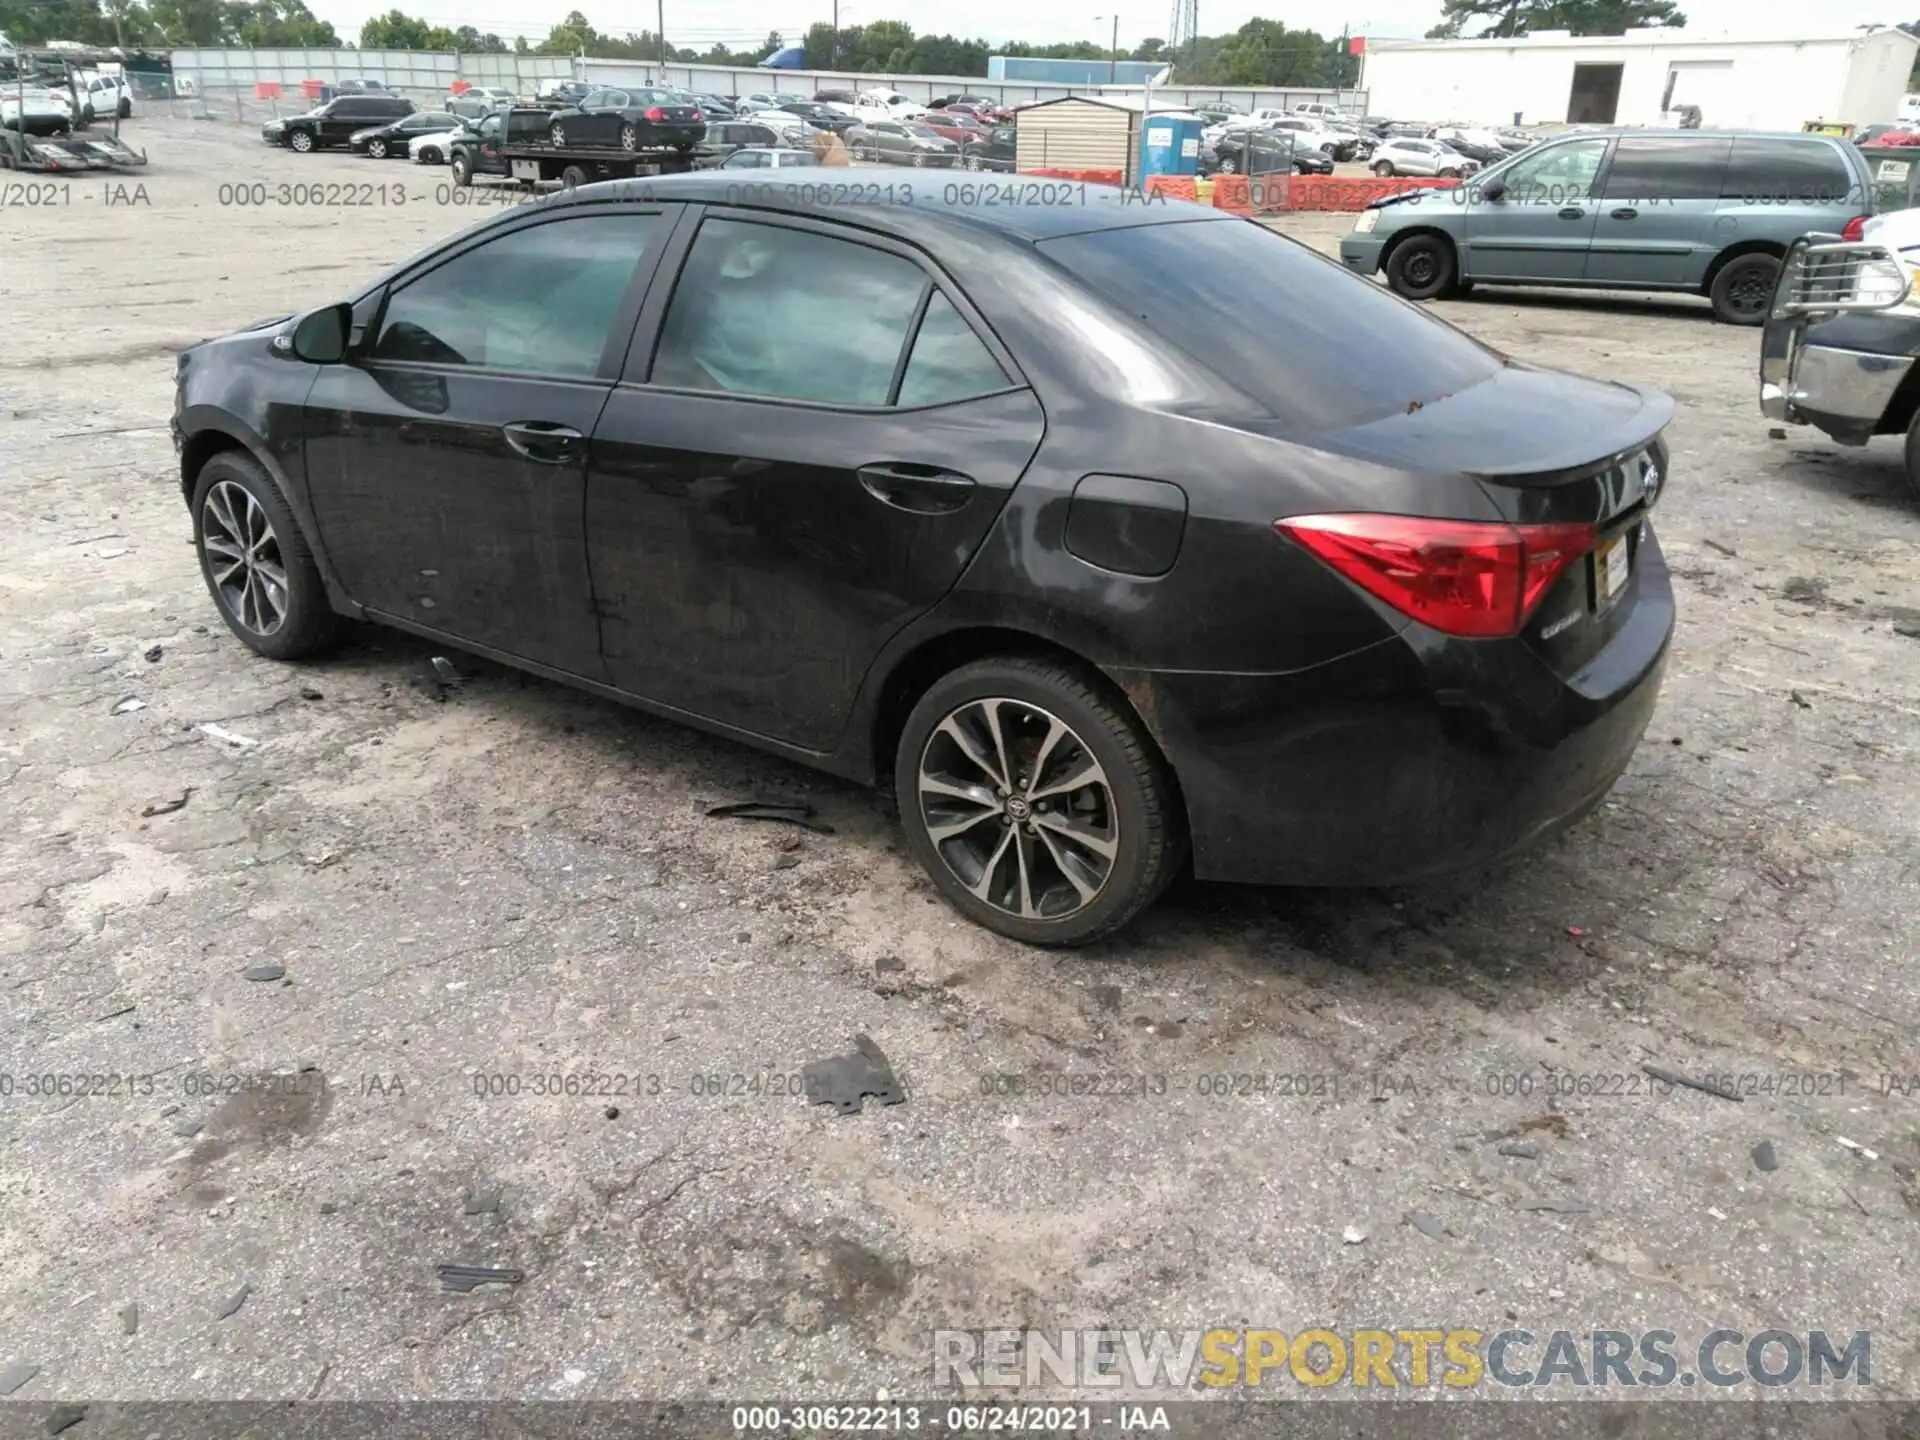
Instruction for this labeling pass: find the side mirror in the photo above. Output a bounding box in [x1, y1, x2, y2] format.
[285, 303, 352, 364]
[1479, 179, 1506, 202]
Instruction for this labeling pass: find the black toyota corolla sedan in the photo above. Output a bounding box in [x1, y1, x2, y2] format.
[171, 172, 1675, 946]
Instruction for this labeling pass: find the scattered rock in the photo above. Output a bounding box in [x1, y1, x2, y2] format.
[603, 1106, 620, 1120]
[772, 854, 800, 870]
[1781, 576, 1827, 605]
[198, 723, 259, 749]
[299, 686, 325, 701]
[143, 644, 164, 663]
[217, 1285, 250, 1320]
[463, 1188, 501, 1216]
[875, 956, 906, 974]
[1838, 1136, 1880, 1160]
[1751, 1140, 1779, 1173]
[242, 965, 286, 982]
[119, 1304, 138, 1336]
[1703, 538, 1739, 558]
[1409, 1211, 1445, 1240]
[1341, 1224, 1368, 1245]
[0, 1363, 40, 1396]
[1767, 427, 1787, 440]
[46, 1403, 86, 1436]
[437, 1265, 523, 1293]
[139, 789, 192, 818]
[1498, 1141, 1541, 1160]
[111, 695, 146, 715]
[1789, 690, 1813, 710]
[319, 1202, 338, 1215]
[173, 1120, 203, 1138]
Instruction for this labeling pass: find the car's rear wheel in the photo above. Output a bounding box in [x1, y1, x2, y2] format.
[192, 452, 337, 662]
[911, 149, 926, 166]
[1385, 233, 1457, 301]
[894, 657, 1184, 947]
[619, 123, 638, 150]
[1709, 252, 1780, 326]
[964, 151, 982, 170]
[451, 151, 472, 186]
[288, 129, 313, 153]
[419, 145, 441, 164]
[1438, 166, 1461, 177]
[1217, 154, 1239, 173]
[367, 137, 388, 158]
[549, 120, 566, 145]
[1372, 159, 1394, 176]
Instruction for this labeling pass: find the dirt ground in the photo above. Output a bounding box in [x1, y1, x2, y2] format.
[2, 116, 1918, 1416]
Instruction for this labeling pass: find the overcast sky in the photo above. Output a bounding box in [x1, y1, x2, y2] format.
[315, 0, 1912, 52]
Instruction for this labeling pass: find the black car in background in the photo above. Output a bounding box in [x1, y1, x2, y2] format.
[262, 94, 414, 152]
[780, 100, 857, 132]
[172, 173, 1675, 946]
[546, 86, 705, 151]
[961, 122, 1015, 172]
[692, 93, 736, 118]
[1205, 130, 1332, 177]
[533, 79, 590, 109]
[349, 110, 465, 159]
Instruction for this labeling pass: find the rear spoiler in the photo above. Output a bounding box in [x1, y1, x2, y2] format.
[1770, 233, 1911, 317]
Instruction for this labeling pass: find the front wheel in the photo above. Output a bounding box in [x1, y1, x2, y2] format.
[118, 98, 132, 118]
[288, 129, 313, 153]
[894, 657, 1185, 946]
[418, 146, 441, 165]
[911, 149, 926, 167]
[548, 120, 566, 146]
[366, 137, 388, 158]
[1385, 233, 1458, 301]
[1217, 155, 1239, 174]
[1709, 252, 1780, 326]
[192, 452, 338, 661]
[450, 152, 472, 186]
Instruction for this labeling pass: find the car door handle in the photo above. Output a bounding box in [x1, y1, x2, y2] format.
[501, 421, 583, 464]
[1610, 207, 1638, 220]
[1559, 206, 1585, 219]
[857, 463, 976, 515]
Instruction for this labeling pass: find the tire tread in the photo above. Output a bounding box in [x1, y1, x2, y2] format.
[192, 451, 339, 661]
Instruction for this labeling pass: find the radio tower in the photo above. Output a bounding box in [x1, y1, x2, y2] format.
[1165, 0, 1198, 74]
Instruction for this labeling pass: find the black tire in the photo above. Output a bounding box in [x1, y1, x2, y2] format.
[450, 151, 472, 187]
[1385, 233, 1457, 301]
[619, 123, 638, 151]
[419, 146, 441, 165]
[367, 137, 388, 158]
[288, 128, 314, 153]
[560, 163, 589, 188]
[548, 120, 566, 146]
[893, 656, 1185, 947]
[191, 451, 338, 662]
[1372, 159, 1394, 176]
[1709, 252, 1780, 326]
[118, 98, 132, 118]
[1903, 409, 1920, 506]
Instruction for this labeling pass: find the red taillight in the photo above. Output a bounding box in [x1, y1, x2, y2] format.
[644, 105, 667, 122]
[1842, 214, 1868, 241]
[1274, 513, 1597, 639]
[690, 107, 703, 121]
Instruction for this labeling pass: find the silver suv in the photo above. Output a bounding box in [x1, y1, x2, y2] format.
[1338, 129, 1874, 325]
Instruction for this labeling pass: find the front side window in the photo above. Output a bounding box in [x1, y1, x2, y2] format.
[476, 115, 500, 139]
[652, 218, 936, 406]
[373, 214, 661, 377]
[1495, 138, 1610, 202]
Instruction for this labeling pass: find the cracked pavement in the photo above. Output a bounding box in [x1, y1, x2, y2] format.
[0, 120, 1917, 1414]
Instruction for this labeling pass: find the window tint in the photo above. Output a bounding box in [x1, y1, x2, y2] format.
[897, 292, 1006, 407]
[652, 218, 930, 405]
[1600, 136, 1731, 200]
[373, 215, 660, 377]
[1038, 220, 1502, 432]
[1721, 138, 1856, 203]
[1493, 137, 1609, 201]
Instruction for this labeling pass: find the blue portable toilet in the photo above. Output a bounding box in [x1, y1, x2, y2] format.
[1139, 110, 1204, 179]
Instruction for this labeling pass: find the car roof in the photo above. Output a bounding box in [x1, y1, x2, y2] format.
[550, 170, 1231, 243]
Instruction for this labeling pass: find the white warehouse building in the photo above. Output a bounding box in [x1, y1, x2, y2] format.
[1359, 27, 1919, 131]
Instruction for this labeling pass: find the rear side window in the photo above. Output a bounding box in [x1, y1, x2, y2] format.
[896, 293, 1007, 407]
[1721, 139, 1856, 204]
[1600, 136, 1732, 200]
[1038, 219, 1503, 432]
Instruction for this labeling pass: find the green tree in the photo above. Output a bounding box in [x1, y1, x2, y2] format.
[1429, 0, 1683, 38]
[359, 8, 434, 47]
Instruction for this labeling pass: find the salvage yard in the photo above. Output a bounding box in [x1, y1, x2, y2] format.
[3, 115, 1919, 1408]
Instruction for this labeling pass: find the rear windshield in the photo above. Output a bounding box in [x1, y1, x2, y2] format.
[1036, 219, 1504, 431]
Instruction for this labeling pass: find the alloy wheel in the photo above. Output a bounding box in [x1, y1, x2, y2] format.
[201, 481, 289, 636]
[290, 130, 312, 152]
[917, 697, 1118, 923]
[368, 138, 387, 157]
[549, 121, 565, 145]
[620, 123, 638, 150]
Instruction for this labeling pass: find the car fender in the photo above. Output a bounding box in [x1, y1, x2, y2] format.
[177, 400, 361, 617]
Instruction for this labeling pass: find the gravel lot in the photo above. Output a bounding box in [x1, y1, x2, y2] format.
[2, 117, 1918, 1417]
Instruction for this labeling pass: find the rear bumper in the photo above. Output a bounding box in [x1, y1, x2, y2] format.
[1338, 234, 1385, 275]
[1113, 527, 1674, 888]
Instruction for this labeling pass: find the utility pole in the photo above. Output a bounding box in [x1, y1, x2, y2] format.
[656, 0, 666, 74]
[832, 0, 839, 69]
[1110, 14, 1118, 83]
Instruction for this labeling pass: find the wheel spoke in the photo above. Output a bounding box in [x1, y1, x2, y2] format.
[1034, 809, 1117, 861]
[207, 485, 241, 543]
[964, 825, 1016, 903]
[1029, 756, 1101, 802]
[1011, 828, 1041, 919]
[920, 773, 999, 808]
[980, 699, 1015, 791]
[927, 807, 1000, 845]
[203, 534, 245, 564]
[1024, 717, 1069, 798]
[1034, 824, 1101, 905]
[212, 557, 245, 585]
[936, 713, 1009, 791]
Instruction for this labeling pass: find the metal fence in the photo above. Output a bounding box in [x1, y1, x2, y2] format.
[164, 47, 1365, 117]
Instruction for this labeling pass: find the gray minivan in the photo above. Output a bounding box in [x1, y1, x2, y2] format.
[1338, 129, 1873, 324]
